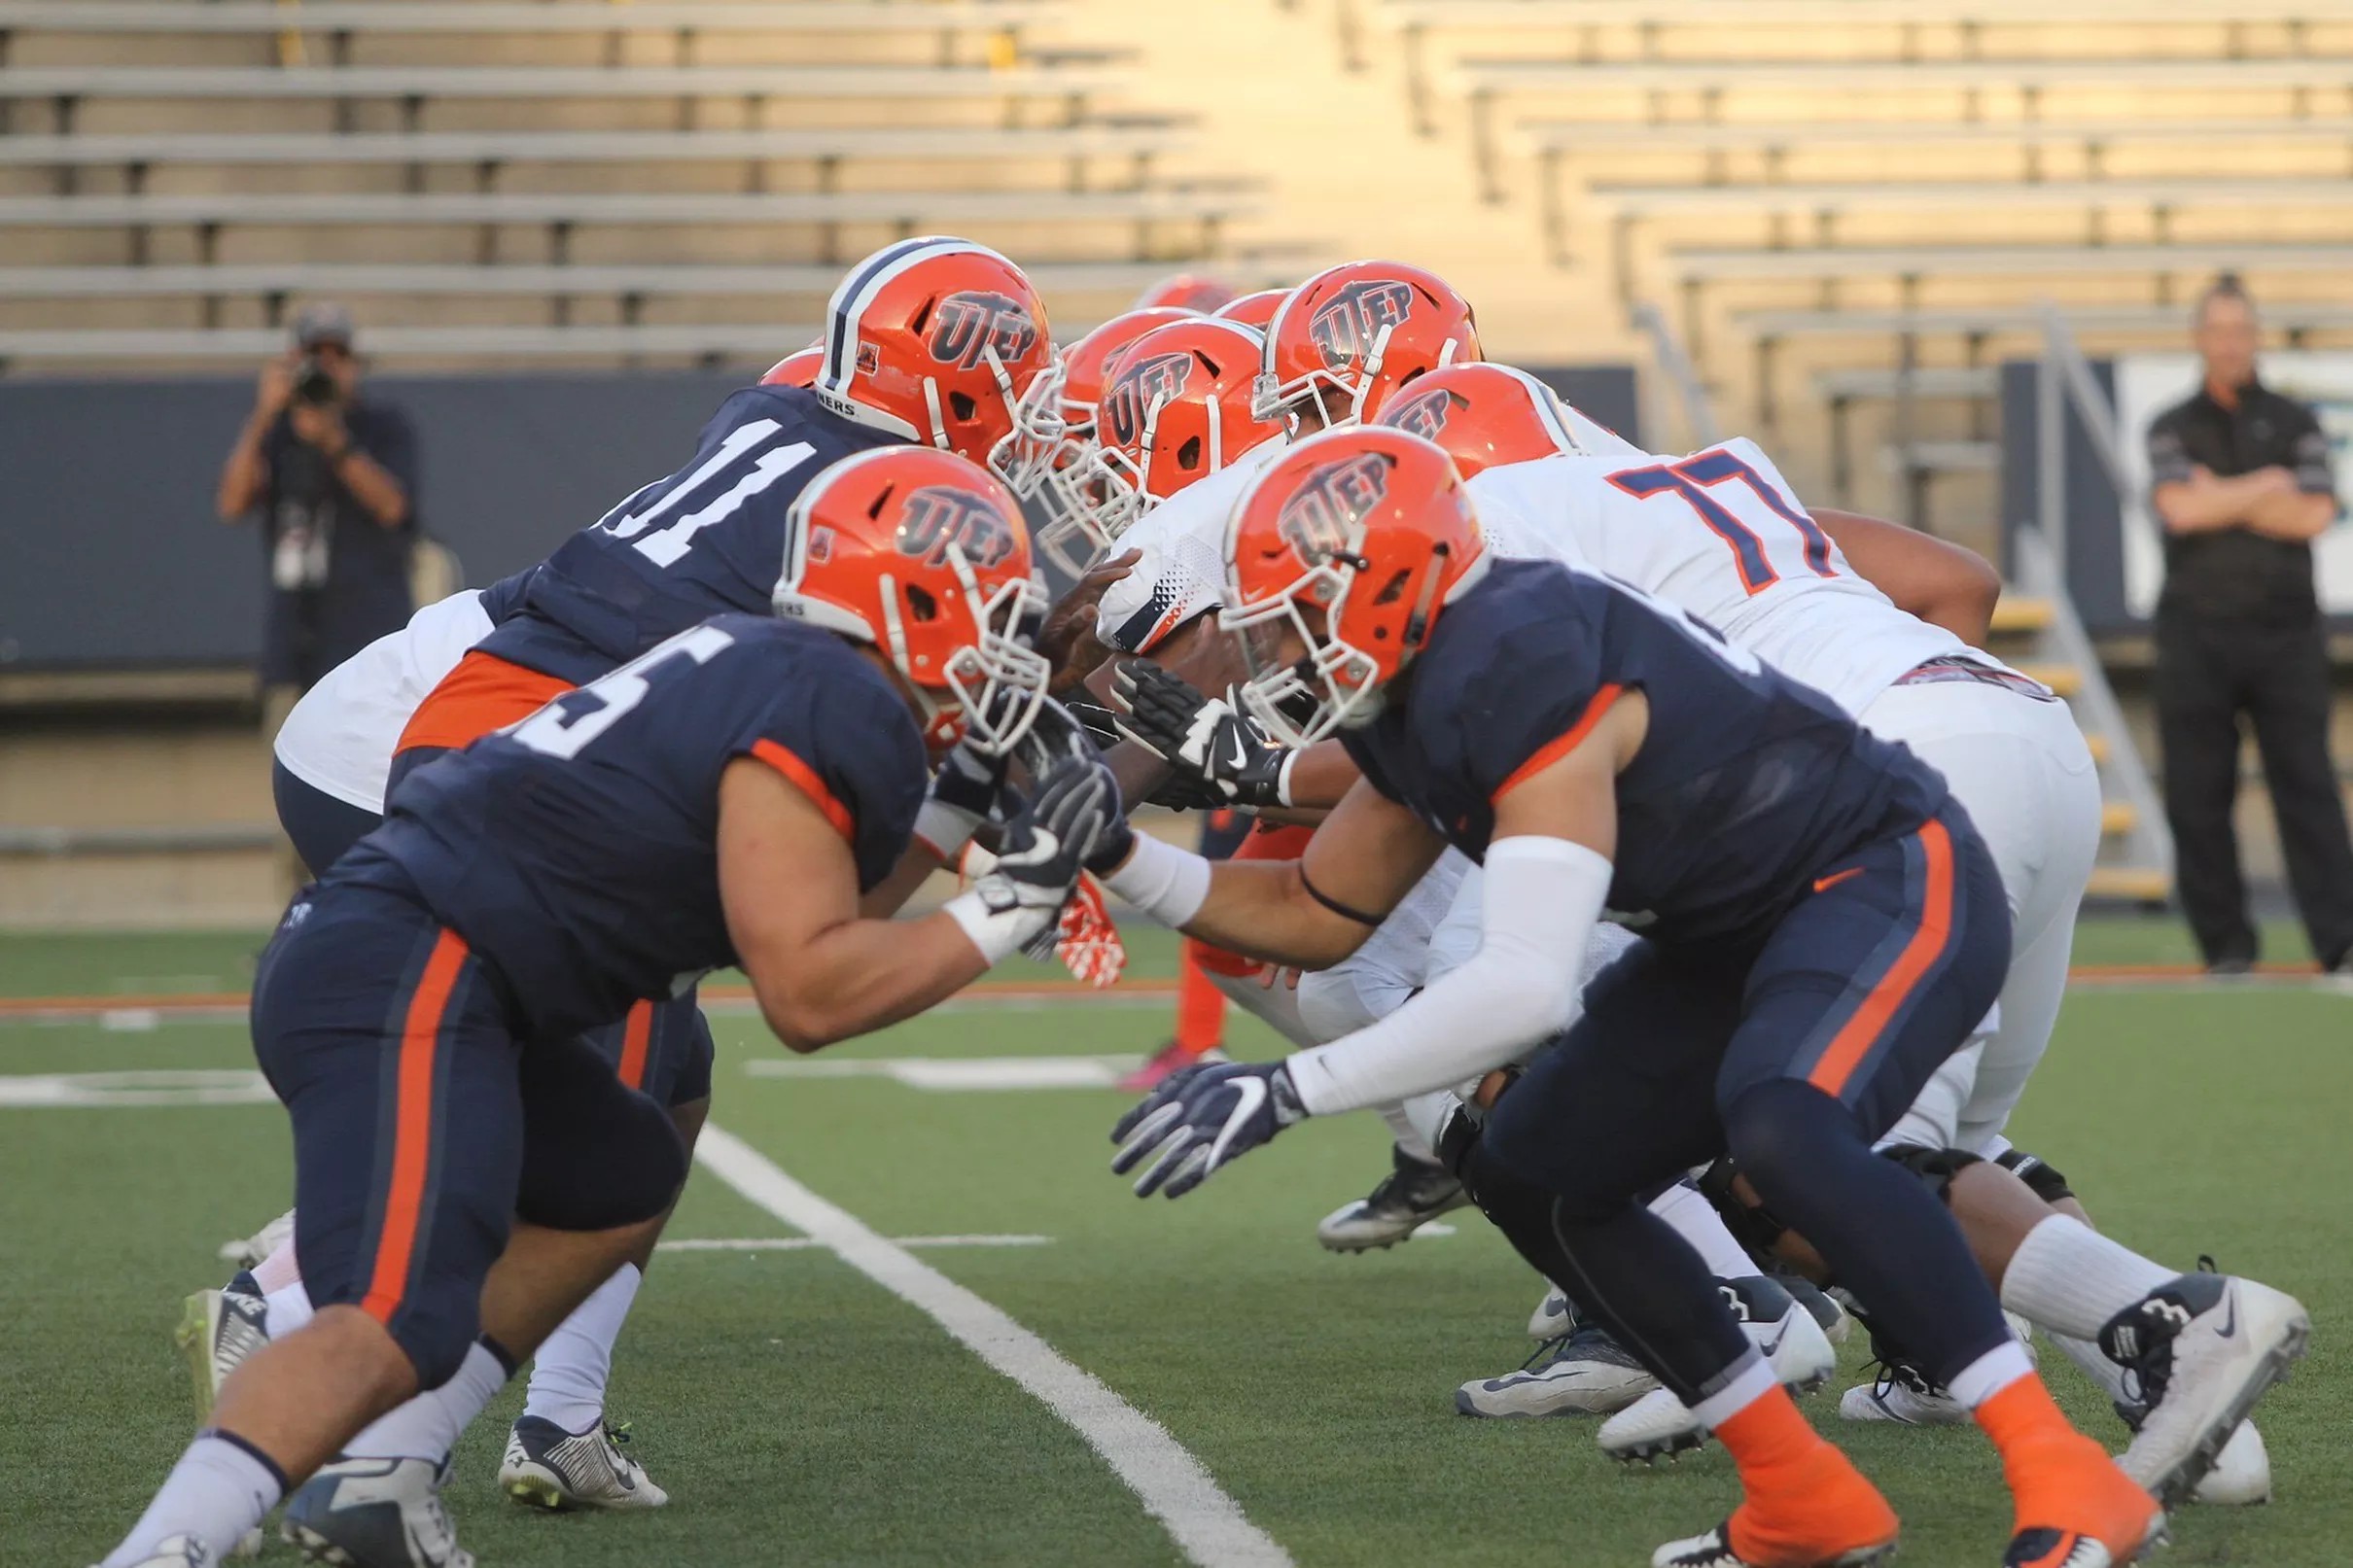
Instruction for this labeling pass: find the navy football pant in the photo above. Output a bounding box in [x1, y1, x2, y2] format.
[251, 885, 688, 1387]
[1475, 808, 2015, 1405]
[271, 758, 714, 1107]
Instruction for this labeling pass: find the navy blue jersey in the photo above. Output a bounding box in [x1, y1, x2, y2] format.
[479, 384, 900, 685]
[333, 615, 926, 1039]
[475, 564, 538, 626]
[1342, 558, 1947, 947]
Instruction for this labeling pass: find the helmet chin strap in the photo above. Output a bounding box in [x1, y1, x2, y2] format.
[921, 377, 950, 450]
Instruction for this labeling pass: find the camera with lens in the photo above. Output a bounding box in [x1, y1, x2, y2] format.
[291, 355, 342, 407]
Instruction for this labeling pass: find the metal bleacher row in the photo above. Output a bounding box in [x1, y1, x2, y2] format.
[0, 0, 1292, 368]
[1311, 0, 2353, 493]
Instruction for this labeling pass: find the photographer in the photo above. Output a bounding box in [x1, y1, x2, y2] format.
[217, 303, 419, 713]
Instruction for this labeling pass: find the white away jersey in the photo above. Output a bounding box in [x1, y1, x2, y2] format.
[1095, 438, 1288, 655]
[1466, 439, 1999, 717]
[272, 588, 494, 812]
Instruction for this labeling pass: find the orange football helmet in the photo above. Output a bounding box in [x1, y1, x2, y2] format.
[1254, 261, 1481, 430]
[774, 446, 1048, 755]
[1134, 272, 1238, 313]
[810, 236, 1054, 471]
[760, 341, 824, 388]
[1212, 288, 1287, 331]
[1221, 428, 1489, 747]
[1086, 317, 1285, 540]
[1371, 363, 1588, 479]
[1001, 305, 1200, 572]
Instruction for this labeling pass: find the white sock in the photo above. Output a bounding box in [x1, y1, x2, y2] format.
[103, 1432, 285, 1568]
[263, 1281, 314, 1341]
[343, 1341, 511, 1463]
[1948, 1340, 2038, 1410]
[2050, 1331, 2139, 1410]
[523, 1264, 643, 1435]
[1647, 1181, 1763, 1281]
[2000, 1216, 2178, 1341]
[252, 1235, 301, 1294]
[1378, 1102, 1439, 1166]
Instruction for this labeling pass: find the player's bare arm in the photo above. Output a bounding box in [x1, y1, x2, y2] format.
[1812, 507, 2003, 645]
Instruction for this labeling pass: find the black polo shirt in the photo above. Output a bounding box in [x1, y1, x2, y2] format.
[2146, 378, 2337, 620]
[253, 397, 420, 685]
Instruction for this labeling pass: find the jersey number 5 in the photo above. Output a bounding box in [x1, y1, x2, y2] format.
[509, 624, 736, 760]
[1608, 450, 1837, 596]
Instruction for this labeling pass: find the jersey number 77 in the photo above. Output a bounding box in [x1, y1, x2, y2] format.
[1607, 448, 1838, 597]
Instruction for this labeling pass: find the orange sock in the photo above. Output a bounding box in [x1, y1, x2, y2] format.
[1173, 939, 1227, 1056]
[1978, 1376, 2160, 1555]
[1717, 1389, 1899, 1566]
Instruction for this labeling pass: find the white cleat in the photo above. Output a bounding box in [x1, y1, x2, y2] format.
[1598, 1278, 1838, 1462]
[282, 1456, 473, 1568]
[217, 1209, 296, 1271]
[173, 1274, 269, 1414]
[498, 1417, 668, 1511]
[1528, 1286, 1571, 1341]
[2102, 1272, 2308, 1507]
[1457, 1321, 1658, 1417]
[2189, 1420, 2270, 1507]
[1652, 1522, 1895, 1568]
[1838, 1370, 1968, 1426]
[91, 1537, 213, 1568]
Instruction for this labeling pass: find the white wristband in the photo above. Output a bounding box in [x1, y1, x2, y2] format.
[1102, 832, 1212, 927]
[912, 797, 981, 862]
[941, 884, 1050, 965]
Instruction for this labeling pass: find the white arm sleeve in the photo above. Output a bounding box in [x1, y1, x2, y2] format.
[1283, 836, 1611, 1117]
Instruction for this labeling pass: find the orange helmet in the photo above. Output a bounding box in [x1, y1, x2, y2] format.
[774, 446, 1048, 756]
[1221, 428, 1489, 747]
[1084, 317, 1285, 541]
[760, 342, 824, 388]
[1371, 363, 1587, 479]
[1212, 288, 1287, 331]
[810, 236, 1054, 471]
[1134, 272, 1238, 313]
[999, 305, 1199, 570]
[1254, 261, 1481, 429]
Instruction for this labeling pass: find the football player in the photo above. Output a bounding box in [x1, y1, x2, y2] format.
[1359, 365, 2292, 1503]
[92, 451, 1117, 1568]
[184, 236, 1066, 1564]
[1099, 426, 2198, 1568]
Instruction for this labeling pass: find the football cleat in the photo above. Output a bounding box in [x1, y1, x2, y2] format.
[216, 1209, 295, 1270]
[1598, 1279, 1839, 1461]
[91, 1537, 213, 1568]
[1457, 1321, 1657, 1418]
[282, 1456, 473, 1568]
[174, 1272, 269, 1413]
[498, 1416, 669, 1512]
[1651, 1522, 1895, 1568]
[1838, 1371, 1967, 1426]
[1528, 1286, 1571, 1340]
[1782, 1277, 1850, 1345]
[1118, 1040, 1227, 1095]
[2100, 1271, 2308, 1507]
[1317, 1143, 1470, 1252]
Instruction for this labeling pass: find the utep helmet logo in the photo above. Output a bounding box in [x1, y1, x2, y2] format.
[1101, 351, 1195, 447]
[1308, 280, 1415, 372]
[1278, 453, 1389, 566]
[897, 485, 1017, 571]
[1382, 384, 1457, 444]
[929, 291, 1040, 372]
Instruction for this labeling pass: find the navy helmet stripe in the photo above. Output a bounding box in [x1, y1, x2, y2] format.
[822, 235, 973, 388]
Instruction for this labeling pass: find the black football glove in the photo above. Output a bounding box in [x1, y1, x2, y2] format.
[1109, 1061, 1306, 1199]
[1112, 661, 1294, 811]
[913, 736, 1014, 861]
[963, 753, 1119, 958]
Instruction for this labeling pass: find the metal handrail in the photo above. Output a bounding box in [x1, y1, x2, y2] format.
[1629, 299, 1719, 450]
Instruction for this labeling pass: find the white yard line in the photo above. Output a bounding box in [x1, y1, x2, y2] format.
[743, 1054, 1139, 1089]
[694, 1124, 1292, 1568]
[658, 1234, 1052, 1252]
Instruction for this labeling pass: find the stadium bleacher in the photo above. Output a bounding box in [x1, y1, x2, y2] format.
[0, 0, 1288, 369]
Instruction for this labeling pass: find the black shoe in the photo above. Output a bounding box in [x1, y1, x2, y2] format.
[2205, 955, 2254, 977]
[1315, 1143, 1470, 1252]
